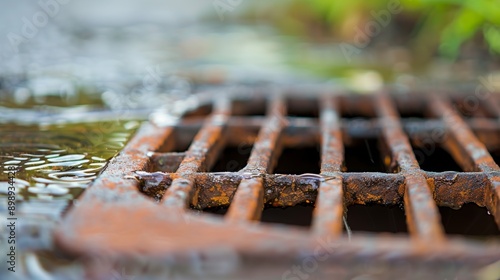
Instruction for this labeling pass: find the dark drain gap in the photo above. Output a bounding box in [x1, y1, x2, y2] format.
[397, 108, 428, 119]
[411, 143, 462, 172]
[488, 149, 500, 167]
[200, 207, 228, 216]
[286, 98, 319, 118]
[232, 99, 267, 116]
[260, 204, 314, 227]
[211, 144, 253, 172]
[170, 127, 199, 153]
[344, 139, 388, 172]
[183, 104, 213, 119]
[395, 97, 433, 119]
[452, 98, 496, 119]
[340, 96, 376, 119]
[274, 146, 320, 174]
[439, 204, 500, 237]
[345, 204, 408, 234]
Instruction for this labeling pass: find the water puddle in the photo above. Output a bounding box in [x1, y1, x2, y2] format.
[0, 122, 137, 216]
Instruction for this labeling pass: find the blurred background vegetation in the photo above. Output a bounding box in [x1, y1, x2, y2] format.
[240, 0, 500, 62]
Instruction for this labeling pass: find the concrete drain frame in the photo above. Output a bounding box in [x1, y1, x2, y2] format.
[55, 88, 500, 279]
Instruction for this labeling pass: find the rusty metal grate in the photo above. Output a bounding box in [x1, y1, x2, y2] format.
[55, 88, 500, 278]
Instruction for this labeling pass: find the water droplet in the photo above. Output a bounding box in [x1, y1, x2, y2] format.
[134, 171, 165, 186]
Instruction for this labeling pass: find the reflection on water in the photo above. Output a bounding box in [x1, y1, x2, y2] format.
[0, 121, 137, 217]
[0, 121, 137, 279]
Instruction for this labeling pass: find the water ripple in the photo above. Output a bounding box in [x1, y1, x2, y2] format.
[0, 122, 136, 214]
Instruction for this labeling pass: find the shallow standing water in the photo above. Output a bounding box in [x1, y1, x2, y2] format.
[0, 121, 137, 207]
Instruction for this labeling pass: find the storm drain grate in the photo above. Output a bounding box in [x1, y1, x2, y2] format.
[55, 88, 500, 278]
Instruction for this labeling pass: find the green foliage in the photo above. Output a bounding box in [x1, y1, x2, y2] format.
[404, 0, 500, 56]
[305, 0, 500, 57]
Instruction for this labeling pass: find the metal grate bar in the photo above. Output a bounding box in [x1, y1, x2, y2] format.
[312, 94, 344, 236]
[375, 93, 445, 240]
[54, 90, 500, 277]
[226, 96, 287, 221]
[429, 94, 500, 229]
[80, 123, 174, 204]
[162, 116, 500, 153]
[161, 98, 231, 209]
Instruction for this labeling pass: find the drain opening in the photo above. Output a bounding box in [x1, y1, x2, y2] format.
[439, 204, 500, 237]
[344, 139, 389, 173]
[397, 106, 429, 119]
[232, 99, 267, 116]
[149, 152, 185, 173]
[211, 144, 253, 172]
[286, 98, 319, 118]
[452, 98, 496, 119]
[488, 149, 500, 167]
[345, 204, 408, 234]
[340, 96, 376, 119]
[183, 104, 213, 119]
[395, 97, 433, 119]
[411, 143, 462, 172]
[260, 204, 314, 227]
[168, 127, 199, 153]
[274, 146, 320, 174]
[201, 207, 228, 216]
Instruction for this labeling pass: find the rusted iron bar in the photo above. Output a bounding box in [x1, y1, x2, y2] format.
[76, 123, 174, 204]
[225, 96, 287, 221]
[176, 117, 500, 151]
[429, 95, 500, 229]
[311, 95, 344, 236]
[375, 93, 445, 240]
[56, 203, 500, 266]
[429, 95, 499, 172]
[146, 172, 489, 211]
[54, 91, 500, 276]
[161, 98, 231, 209]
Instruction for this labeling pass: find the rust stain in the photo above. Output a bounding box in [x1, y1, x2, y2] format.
[54, 90, 500, 275]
